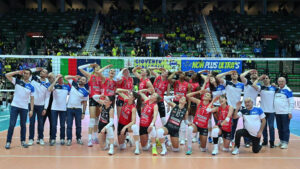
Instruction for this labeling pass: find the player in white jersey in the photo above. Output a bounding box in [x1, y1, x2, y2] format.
[28, 67, 50, 146]
[240, 69, 260, 106]
[65, 75, 89, 146]
[48, 74, 71, 146]
[5, 69, 34, 149]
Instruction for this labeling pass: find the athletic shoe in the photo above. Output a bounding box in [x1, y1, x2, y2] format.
[275, 142, 282, 147]
[192, 137, 197, 143]
[108, 148, 114, 155]
[212, 147, 219, 155]
[5, 142, 11, 149]
[21, 141, 29, 148]
[60, 139, 65, 145]
[245, 144, 250, 148]
[222, 147, 230, 152]
[134, 148, 140, 155]
[28, 139, 34, 146]
[77, 139, 83, 145]
[152, 147, 158, 156]
[186, 147, 192, 155]
[208, 137, 213, 143]
[93, 138, 99, 144]
[66, 140, 72, 146]
[165, 137, 172, 147]
[120, 143, 126, 150]
[270, 141, 274, 148]
[160, 149, 167, 156]
[88, 140, 93, 147]
[262, 141, 268, 146]
[50, 140, 56, 146]
[39, 139, 45, 146]
[103, 145, 109, 150]
[200, 147, 206, 152]
[180, 139, 185, 145]
[280, 143, 288, 149]
[232, 147, 239, 155]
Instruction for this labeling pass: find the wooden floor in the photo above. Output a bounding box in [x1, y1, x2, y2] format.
[0, 117, 299, 169]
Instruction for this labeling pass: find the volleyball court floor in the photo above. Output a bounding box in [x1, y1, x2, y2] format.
[0, 108, 299, 169]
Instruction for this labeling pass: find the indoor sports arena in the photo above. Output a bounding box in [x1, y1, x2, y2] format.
[0, 0, 300, 169]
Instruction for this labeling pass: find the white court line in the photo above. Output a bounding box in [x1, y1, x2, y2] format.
[0, 155, 300, 159]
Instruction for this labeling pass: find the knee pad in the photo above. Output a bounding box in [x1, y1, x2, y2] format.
[149, 126, 156, 138]
[157, 128, 165, 138]
[106, 126, 114, 139]
[131, 124, 139, 136]
[212, 128, 220, 138]
[89, 118, 95, 128]
[188, 126, 194, 135]
[180, 122, 186, 132]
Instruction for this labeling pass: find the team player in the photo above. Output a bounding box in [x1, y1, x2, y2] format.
[207, 95, 234, 155]
[93, 95, 115, 155]
[78, 63, 102, 146]
[48, 74, 71, 146]
[240, 69, 260, 105]
[116, 89, 140, 154]
[156, 95, 189, 155]
[253, 75, 276, 148]
[138, 90, 160, 155]
[5, 69, 34, 149]
[28, 67, 50, 146]
[186, 90, 218, 155]
[64, 75, 89, 146]
[150, 67, 170, 125]
[168, 71, 190, 145]
[217, 70, 246, 147]
[232, 98, 266, 154]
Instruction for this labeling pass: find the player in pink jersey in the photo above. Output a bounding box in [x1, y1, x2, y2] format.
[78, 63, 102, 146]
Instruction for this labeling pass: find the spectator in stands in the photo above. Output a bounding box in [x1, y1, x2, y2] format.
[295, 40, 300, 58]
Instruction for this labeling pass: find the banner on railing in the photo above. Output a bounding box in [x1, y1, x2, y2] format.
[132, 59, 181, 72]
[181, 60, 243, 73]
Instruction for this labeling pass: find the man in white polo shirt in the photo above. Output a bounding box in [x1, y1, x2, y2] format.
[28, 67, 50, 146]
[232, 98, 266, 155]
[274, 77, 294, 149]
[5, 69, 34, 149]
[64, 75, 89, 146]
[253, 74, 276, 148]
[48, 74, 70, 146]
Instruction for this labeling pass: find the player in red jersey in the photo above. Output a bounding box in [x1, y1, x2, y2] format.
[133, 67, 154, 97]
[186, 90, 219, 155]
[150, 67, 170, 125]
[168, 71, 191, 145]
[206, 95, 234, 155]
[138, 90, 160, 156]
[78, 63, 102, 146]
[96, 64, 117, 103]
[116, 89, 141, 154]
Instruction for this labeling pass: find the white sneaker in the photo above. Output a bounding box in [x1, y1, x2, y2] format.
[108, 147, 114, 155]
[222, 147, 230, 152]
[212, 147, 219, 155]
[88, 139, 93, 147]
[180, 139, 185, 145]
[280, 143, 288, 149]
[275, 142, 282, 147]
[232, 147, 239, 155]
[39, 139, 45, 146]
[160, 149, 167, 156]
[103, 144, 109, 150]
[200, 147, 207, 152]
[119, 143, 126, 150]
[28, 139, 34, 146]
[134, 148, 140, 155]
